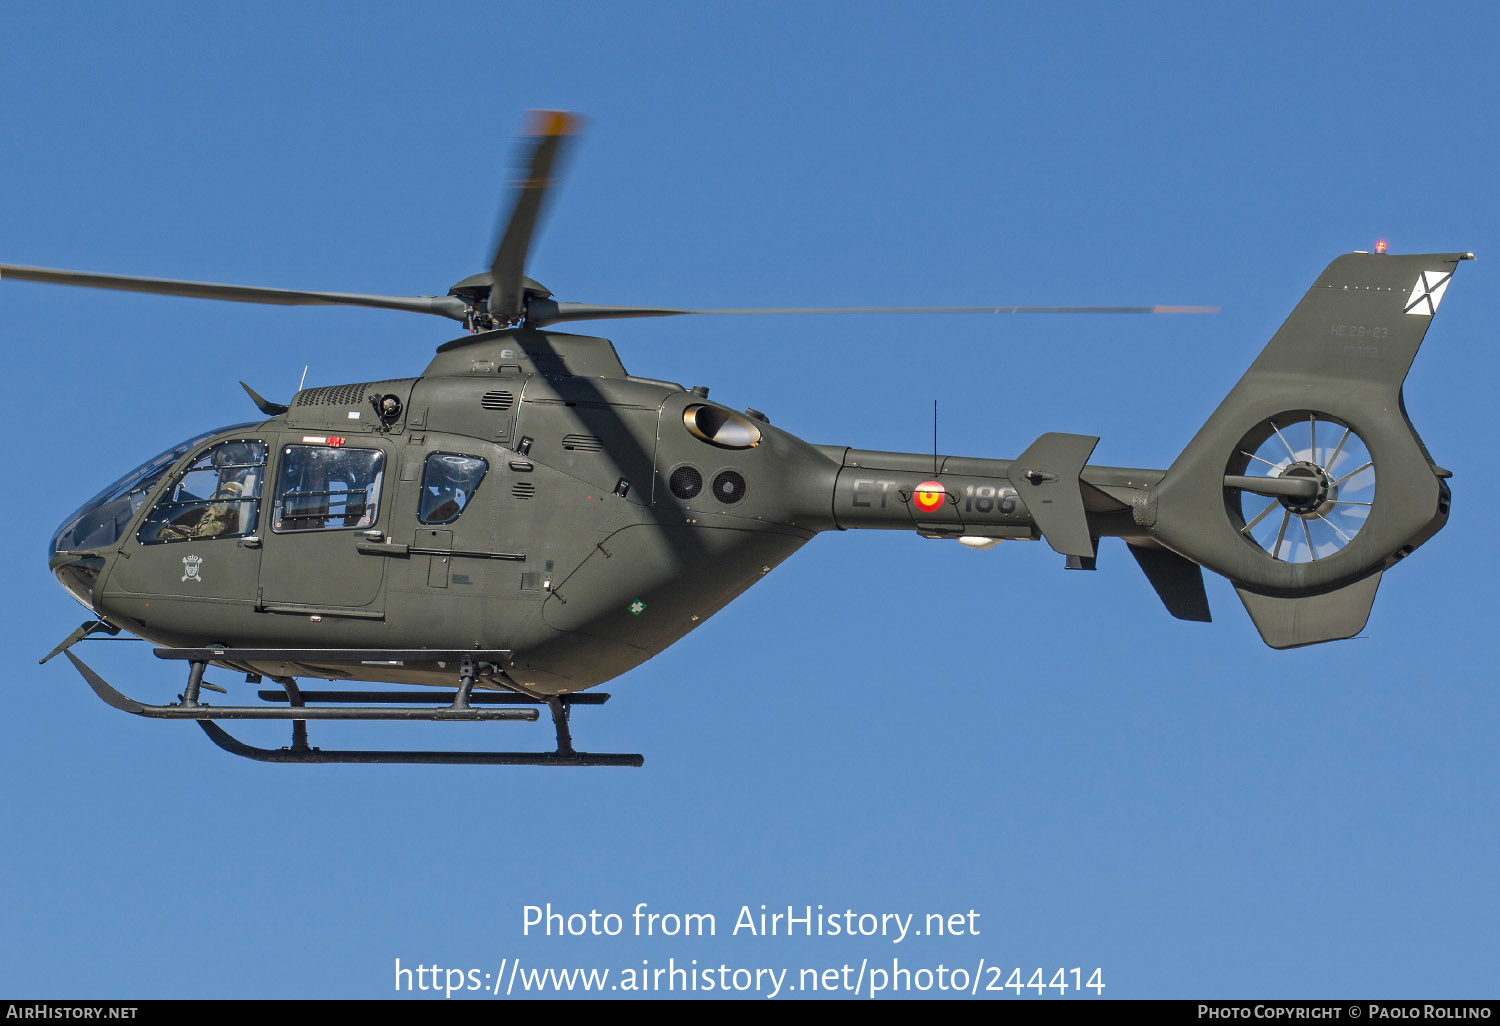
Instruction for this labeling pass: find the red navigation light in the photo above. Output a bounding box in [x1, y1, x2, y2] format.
[1375, 239, 1388, 254]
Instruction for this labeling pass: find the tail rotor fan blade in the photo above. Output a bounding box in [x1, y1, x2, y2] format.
[1232, 414, 1378, 564]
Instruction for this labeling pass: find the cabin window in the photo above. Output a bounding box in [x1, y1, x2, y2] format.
[137, 439, 267, 544]
[272, 445, 385, 532]
[418, 452, 488, 525]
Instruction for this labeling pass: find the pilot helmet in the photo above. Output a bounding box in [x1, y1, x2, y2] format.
[212, 442, 256, 471]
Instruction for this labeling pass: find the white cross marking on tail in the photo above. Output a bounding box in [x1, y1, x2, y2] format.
[1404, 270, 1452, 316]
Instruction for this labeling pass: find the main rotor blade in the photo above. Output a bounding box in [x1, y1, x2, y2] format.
[527, 300, 1219, 326]
[489, 110, 582, 326]
[0, 263, 469, 321]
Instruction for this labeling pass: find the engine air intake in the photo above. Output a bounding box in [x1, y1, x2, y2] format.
[684, 404, 762, 450]
[669, 465, 703, 500]
[712, 470, 746, 505]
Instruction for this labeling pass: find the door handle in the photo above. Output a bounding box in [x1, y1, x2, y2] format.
[357, 541, 410, 557]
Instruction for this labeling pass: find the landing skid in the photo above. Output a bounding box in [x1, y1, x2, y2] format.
[195, 721, 641, 766]
[59, 643, 643, 767]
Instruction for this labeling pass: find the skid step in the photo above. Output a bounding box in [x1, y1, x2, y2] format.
[154, 647, 514, 664]
[256, 689, 608, 705]
[67, 654, 534, 721]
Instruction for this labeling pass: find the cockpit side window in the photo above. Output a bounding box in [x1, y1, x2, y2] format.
[52, 424, 256, 554]
[272, 444, 385, 532]
[418, 453, 488, 525]
[138, 440, 268, 544]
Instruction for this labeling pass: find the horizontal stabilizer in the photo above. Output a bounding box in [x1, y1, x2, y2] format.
[1235, 572, 1383, 650]
[1007, 432, 1099, 558]
[1128, 543, 1211, 622]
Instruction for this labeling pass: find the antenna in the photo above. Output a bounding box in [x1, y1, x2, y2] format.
[298, 365, 308, 393]
[933, 399, 939, 476]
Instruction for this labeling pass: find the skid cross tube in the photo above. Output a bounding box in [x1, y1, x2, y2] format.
[61, 650, 643, 767]
[274, 676, 310, 752]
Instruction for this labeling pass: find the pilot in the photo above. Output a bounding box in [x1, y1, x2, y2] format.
[158, 443, 257, 540]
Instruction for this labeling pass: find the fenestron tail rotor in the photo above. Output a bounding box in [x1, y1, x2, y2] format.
[1, 109, 1219, 334]
[1228, 413, 1377, 564]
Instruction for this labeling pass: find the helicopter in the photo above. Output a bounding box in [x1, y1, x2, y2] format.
[19, 111, 1467, 767]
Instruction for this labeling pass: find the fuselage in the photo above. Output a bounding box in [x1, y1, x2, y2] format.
[49, 327, 1163, 694]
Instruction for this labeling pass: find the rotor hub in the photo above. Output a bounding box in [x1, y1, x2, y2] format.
[1278, 461, 1337, 517]
[447, 273, 554, 331]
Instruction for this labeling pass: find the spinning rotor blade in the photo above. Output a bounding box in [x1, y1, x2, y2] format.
[0, 263, 469, 321]
[526, 300, 1219, 326]
[3, 108, 1218, 335]
[489, 109, 583, 326]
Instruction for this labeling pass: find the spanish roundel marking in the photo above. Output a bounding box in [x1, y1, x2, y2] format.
[913, 480, 946, 513]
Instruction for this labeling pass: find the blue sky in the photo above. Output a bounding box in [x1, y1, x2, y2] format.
[2, 2, 1496, 1000]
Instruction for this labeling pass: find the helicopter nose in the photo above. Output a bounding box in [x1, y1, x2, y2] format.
[49, 552, 105, 612]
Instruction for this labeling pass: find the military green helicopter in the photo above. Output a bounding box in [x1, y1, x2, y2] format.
[19, 112, 1466, 766]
